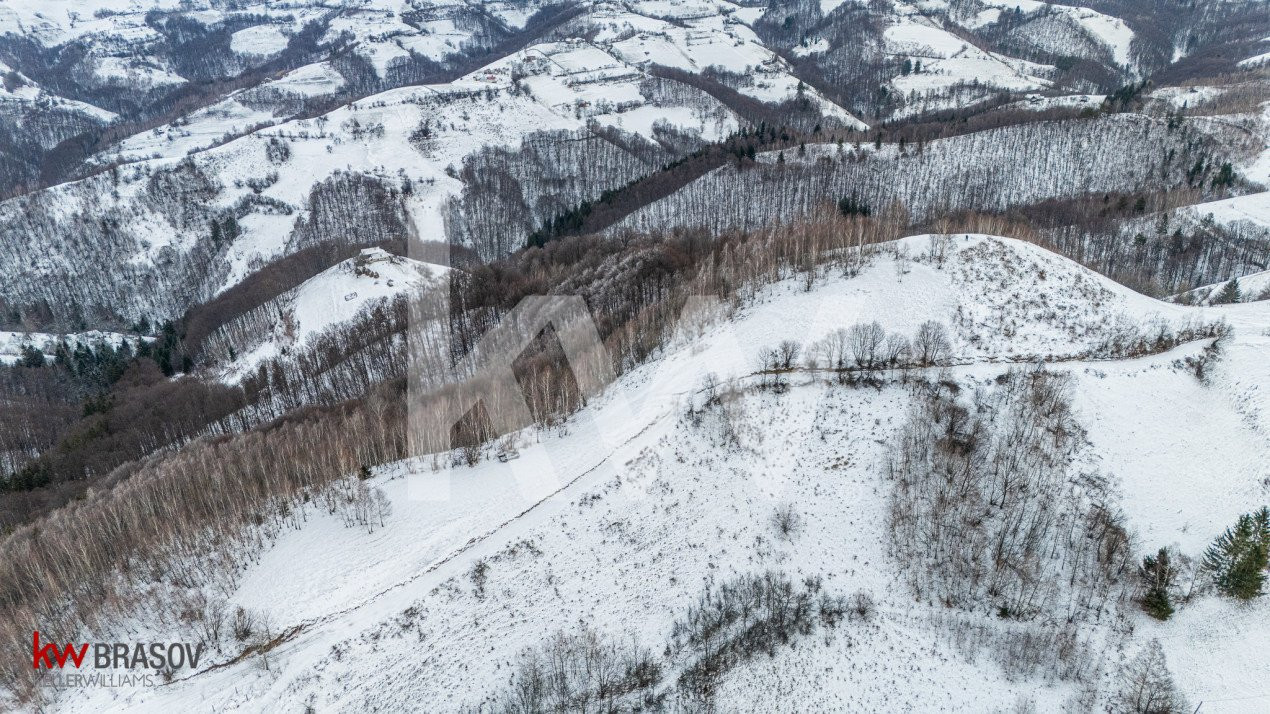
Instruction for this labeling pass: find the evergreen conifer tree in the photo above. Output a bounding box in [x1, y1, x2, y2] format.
[1138, 548, 1176, 620]
[1203, 508, 1270, 600]
[1213, 278, 1241, 304]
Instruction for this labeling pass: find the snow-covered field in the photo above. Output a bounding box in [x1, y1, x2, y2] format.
[1004, 92, 1105, 112]
[973, 0, 1137, 69]
[48, 236, 1270, 713]
[1151, 85, 1229, 110]
[0, 59, 117, 123]
[1183, 191, 1270, 231]
[230, 25, 289, 57]
[80, 1, 864, 169]
[886, 10, 1054, 102]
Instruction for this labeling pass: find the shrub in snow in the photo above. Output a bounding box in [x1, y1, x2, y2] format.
[482, 572, 847, 711]
[671, 572, 845, 705]
[483, 626, 662, 713]
[848, 591, 876, 621]
[469, 559, 489, 599]
[771, 503, 802, 541]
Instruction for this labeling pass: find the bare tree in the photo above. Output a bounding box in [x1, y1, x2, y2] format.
[776, 340, 802, 370]
[822, 328, 850, 370]
[913, 320, 952, 366]
[927, 234, 953, 267]
[882, 333, 911, 368]
[848, 321, 885, 370]
[1114, 640, 1190, 714]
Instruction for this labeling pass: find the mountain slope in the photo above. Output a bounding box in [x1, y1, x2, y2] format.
[44, 235, 1270, 713]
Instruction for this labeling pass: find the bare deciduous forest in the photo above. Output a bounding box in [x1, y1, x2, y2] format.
[0, 0, 1267, 709]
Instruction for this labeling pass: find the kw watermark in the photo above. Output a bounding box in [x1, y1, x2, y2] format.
[32, 631, 204, 688]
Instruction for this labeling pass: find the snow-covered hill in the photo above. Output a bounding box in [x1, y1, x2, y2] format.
[1, 0, 1263, 330]
[207, 247, 446, 381]
[46, 235, 1270, 713]
[0, 60, 733, 324]
[1170, 269, 1270, 306]
[6, 0, 899, 326]
[2, 2, 1269, 709]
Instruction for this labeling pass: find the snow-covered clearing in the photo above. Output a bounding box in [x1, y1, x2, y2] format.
[1004, 92, 1105, 112]
[1182, 191, 1270, 230]
[230, 25, 289, 56]
[214, 248, 449, 382]
[883, 12, 1053, 104]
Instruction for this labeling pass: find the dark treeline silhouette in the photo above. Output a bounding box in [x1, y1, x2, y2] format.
[447, 124, 689, 260]
[608, 113, 1264, 295]
[0, 366, 82, 477]
[523, 121, 841, 246]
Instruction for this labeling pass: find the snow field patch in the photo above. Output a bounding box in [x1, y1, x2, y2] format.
[230, 25, 289, 56]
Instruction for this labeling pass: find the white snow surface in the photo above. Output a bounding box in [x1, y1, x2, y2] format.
[791, 38, 831, 57]
[884, 10, 1054, 104]
[1003, 92, 1105, 112]
[46, 235, 1270, 713]
[1238, 51, 1270, 69]
[1169, 269, 1270, 307]
[1182, 191, 1270, 230]
[1150, 85, 1228, 109]
[1062, 6, 1134, 67]
[230, 25, 289, 56]
[217, 248, 448, 382]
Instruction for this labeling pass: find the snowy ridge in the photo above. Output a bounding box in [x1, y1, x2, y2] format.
[2, 0, 1249, 330]
[886, 8, 1055, 100]
[8, 0, 904, 325]
[0, 57, 733, 324]
[51, 235, 1270, 713]
[971, 0, 1138, 70]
